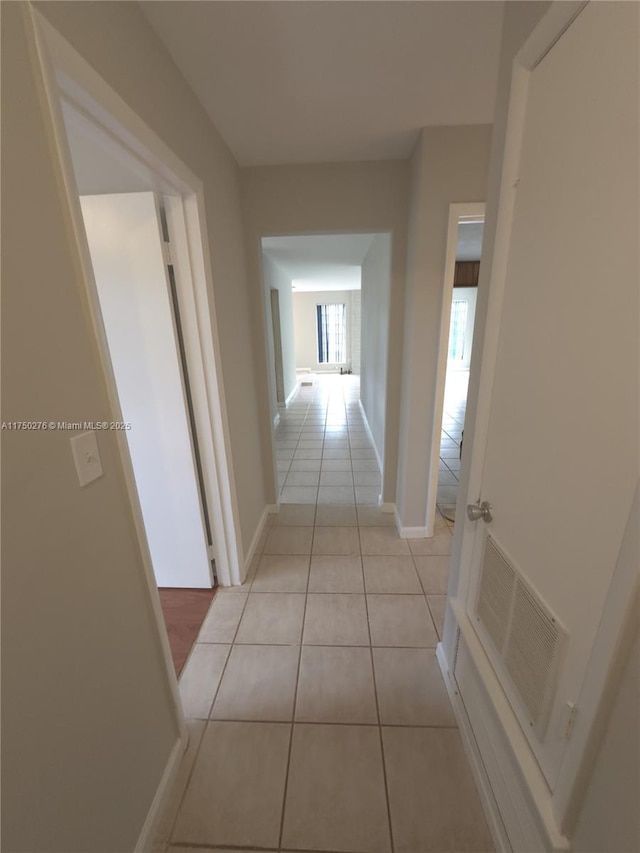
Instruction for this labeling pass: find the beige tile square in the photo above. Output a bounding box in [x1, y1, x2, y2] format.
[355, 486, 380, 505]
[303, 593, 369, 646]
[322, 448, 351, 460]
[317, 485, 356, 504]
[312, 526, 361, 556]
[179, 644, 230, 719]
[294, 448, 322, 460]
[286, 470, 320, 486]
[321, 459, 353, 472]
[153, 721, 206, 851]
[280, 486, 317, 504]
[363, 556, 422, 594]
[235, 593, 305, 644]
[360, 526, 410, 556]
[252, 555, 309, 593]
[308, 555, 364, 593]
[315, 504, 357, 526]
[264, 526, 313, 555]
[428, 594, 447, 639]
[322, 438, 350, 450]
[414, 555, 451, 594]
[211, 644, 299, 721]
[353, 470, 382, 486]
[373, 648, 456, 726]
[367, 595, 437, 647]
[351, 458, 381, 471]
[289, 459, 321, 472]
[408, 528, 452, 556]
[172, 722, 290, 848]
[320, 470, 354, 486]
[357, 506, 395, 527]
[282, 724, 391, 853]
[271, 504, 317, 526]
[382, 727, 494, 853]
[349, 438, 374, 449]
[296, 646, 377, 724]
[198, 594, 247, 643]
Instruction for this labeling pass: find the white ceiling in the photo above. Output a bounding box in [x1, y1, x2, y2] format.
[141, 1, 504, 166]
[262, 234, 377, 291]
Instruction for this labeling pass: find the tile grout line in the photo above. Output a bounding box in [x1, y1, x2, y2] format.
[275, 488, 315, 852]
[167, 570, 255, 848]
[193, 717, 457, 729]
[358, 520, 396, 853]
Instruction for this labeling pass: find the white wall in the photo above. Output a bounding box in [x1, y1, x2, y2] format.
[351, 290, 361, 374]
[2, 2, 265, 849]
[573, 628, 640, 853]
[36, 0, 267, 560]
[395, 125, 491, 532]
[292, 290, 353, 372]
[360, 235, 392, 466]
[240, 161, 410, 505]
[262, 254, 297, 418]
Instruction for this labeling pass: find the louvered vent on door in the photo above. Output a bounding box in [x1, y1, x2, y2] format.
[474, 534, 567, 740]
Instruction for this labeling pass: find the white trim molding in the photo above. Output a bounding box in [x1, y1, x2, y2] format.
[438, 612, 571, 853]
[284, 383, 299, 408]
[239, 504, 277, 585]
[134, 733, 187, 852]
[358, 399, 384, 474]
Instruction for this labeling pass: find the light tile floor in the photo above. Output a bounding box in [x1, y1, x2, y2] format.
[155, 375, 493, 853]
[437, 370, 469, 520]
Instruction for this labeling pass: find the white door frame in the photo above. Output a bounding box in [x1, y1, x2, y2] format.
[426, 203, 485, 535]
[445, 0, 636, 839]
[28, 6, 244, 735]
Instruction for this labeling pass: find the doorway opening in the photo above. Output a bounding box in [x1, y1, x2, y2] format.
[259, 233, 391, 507]
[429, 205, 485, 528]
[33, 12, 242, 683]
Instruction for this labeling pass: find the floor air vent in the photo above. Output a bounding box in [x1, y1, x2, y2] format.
[474, 535, 567, 740]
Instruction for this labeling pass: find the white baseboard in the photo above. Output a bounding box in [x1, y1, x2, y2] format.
[358, 400, 384, 476]
[241, 506, 272, 582]
[273, 412, 280, 428]
[436, 643, 512, 853]
[392, 503, 428, 538]
[284, 384, 299, 407]
[135, 734, 187, 852]
[398, 524, 428, 538]
[378, 500, 395, 514]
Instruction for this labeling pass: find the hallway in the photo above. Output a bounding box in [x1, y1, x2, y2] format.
[437, 370, 470, 519]
[155, 378, 493, 853]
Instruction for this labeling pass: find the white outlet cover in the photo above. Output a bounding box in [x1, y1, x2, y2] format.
[70, 430, 104, 487]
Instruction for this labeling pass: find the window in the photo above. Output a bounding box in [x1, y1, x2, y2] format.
[448, 299, 468, 361]
[317, 303, 346, 364]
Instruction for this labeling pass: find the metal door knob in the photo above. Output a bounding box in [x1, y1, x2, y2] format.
[466, 501, 493, 523]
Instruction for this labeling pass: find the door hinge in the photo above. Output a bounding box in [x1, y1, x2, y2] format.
[163, 241, 172, 266]
[563, 702, 578, 739]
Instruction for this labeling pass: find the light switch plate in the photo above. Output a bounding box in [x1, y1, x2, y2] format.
[70, 430, 104, 487]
